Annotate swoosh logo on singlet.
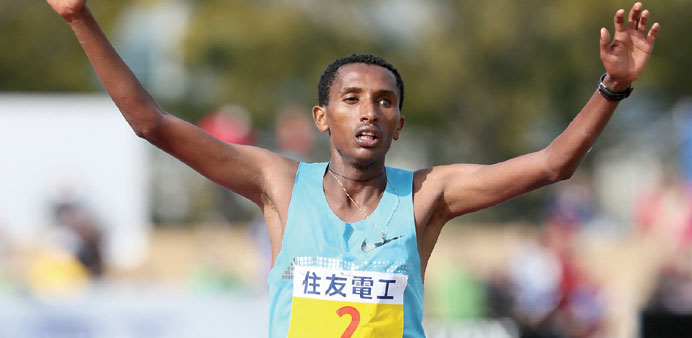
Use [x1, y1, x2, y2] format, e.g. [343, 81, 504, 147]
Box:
[361, 235, 405, 253]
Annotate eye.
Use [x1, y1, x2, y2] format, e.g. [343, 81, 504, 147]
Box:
[344, 96, 359, 104]
[378, 98, 392, 108]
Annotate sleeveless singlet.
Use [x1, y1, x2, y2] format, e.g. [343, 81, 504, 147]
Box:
[267, 162, 425, 338]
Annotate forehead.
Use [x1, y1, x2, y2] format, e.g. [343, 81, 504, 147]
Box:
[331, 63, 398, 94]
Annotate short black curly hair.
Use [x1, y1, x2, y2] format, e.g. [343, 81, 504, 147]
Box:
[318, 53, 404, 111]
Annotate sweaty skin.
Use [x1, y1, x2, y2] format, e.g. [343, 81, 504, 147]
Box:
[44, 0, 659, 279]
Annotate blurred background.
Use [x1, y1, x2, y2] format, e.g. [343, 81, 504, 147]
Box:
[1, 0, 691, 337]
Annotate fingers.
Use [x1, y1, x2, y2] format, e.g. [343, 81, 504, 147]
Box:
[638, 10, 649, 32]
[599, 27, 612, 60]
[599, 27, 611, 51]
[628, 2, 643, 30]
[614, 9, 626, 33]
[648, 22, 660, 44]
[617, 3, 659, 40]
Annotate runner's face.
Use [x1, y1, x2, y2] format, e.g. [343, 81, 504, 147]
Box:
[314, 63, 405, 165]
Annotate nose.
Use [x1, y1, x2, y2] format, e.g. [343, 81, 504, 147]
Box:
[359, 100, 378, 122]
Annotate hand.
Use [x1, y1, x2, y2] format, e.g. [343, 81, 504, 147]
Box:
[599, 2, 660, 91]
[46, 0, 87, 21]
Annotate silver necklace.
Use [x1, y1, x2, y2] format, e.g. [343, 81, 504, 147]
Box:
[327, 164, 400, 244]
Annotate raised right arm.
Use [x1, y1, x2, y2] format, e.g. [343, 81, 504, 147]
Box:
[46, 1, 297, 206]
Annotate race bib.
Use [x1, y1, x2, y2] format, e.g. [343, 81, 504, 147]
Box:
[287, 265, 408, 338]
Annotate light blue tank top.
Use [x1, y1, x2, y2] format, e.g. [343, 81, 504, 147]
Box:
[267, 162, 425, 338]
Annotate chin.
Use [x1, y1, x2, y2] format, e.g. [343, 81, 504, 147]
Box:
[352, 148, 388, 164]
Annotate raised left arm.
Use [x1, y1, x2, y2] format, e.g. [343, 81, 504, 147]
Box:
[414, 3, 660, 229]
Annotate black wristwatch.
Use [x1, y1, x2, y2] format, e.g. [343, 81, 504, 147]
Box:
[598, 73, 633, 101]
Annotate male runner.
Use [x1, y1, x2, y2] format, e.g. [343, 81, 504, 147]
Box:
[45, 0, 659, 336]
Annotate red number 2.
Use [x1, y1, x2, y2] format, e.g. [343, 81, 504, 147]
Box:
[336, 306, 360, 338]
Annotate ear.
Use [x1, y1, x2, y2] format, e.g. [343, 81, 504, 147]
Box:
[393, 115, 405, 140]
[312, 105, 329, 133]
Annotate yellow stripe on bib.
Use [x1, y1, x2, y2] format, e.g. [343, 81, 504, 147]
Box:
[288, 297, 404, 338]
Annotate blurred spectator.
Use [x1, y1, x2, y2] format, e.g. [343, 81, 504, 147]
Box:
[642, 245, 692, 338]
[273, 103, 316, 161]
[646, 250, 692, 314]
[562, 280, 606, 337]
[507, 236, 563, 329]
[635, 172, 692, 257]
[486, 270, 514, 319]
[51, 198, 105, 278]
[198, 104, 257, 223]
[498, 221, 606, 337]
[640, 170, 692, 320]
[198, 104, 254, 146]
[543, 173, 598, 231]
[534, 173, 607, 336]
[25, 195, 104, 294]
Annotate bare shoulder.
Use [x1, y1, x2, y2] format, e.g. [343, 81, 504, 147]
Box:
[412, 164, 479, 229]
[413, 164, 480, 191]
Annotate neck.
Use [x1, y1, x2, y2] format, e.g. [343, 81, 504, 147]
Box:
[324, 161, 387, 216]
[327, 156, 386, 183]
[328, 166, 385, 182]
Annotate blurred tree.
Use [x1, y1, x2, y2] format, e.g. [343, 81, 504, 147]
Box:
[181, 0, 380, 124]
[0, 1, 133, 91]
[179, 0, 689, 160]
[5, 0, 689, 221]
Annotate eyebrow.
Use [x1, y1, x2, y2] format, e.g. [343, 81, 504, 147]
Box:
[340, 87, 362, 94]
[340, 87, 397, 97]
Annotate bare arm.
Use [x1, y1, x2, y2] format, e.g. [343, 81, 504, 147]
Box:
[46, 1, 296, 206]
[414, 3, 660, 228]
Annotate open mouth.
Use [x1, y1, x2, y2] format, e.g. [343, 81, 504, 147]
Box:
[355, 127, 380, 148]
[357, 131, 378, 141]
